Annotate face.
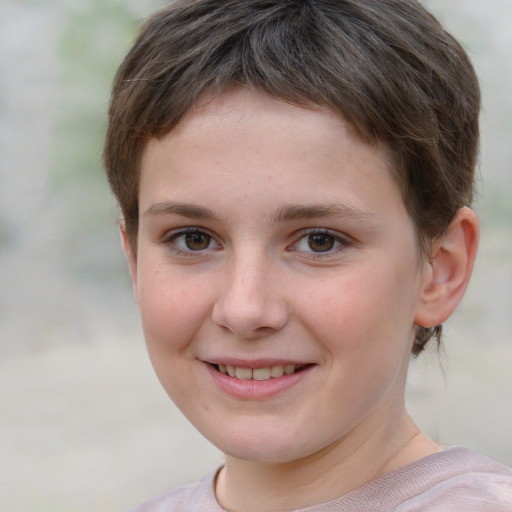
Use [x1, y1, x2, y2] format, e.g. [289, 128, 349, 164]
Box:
[128, 89, 429, 464]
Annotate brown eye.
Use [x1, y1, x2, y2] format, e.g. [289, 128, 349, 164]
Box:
[292, 230, 347, 256]
[167, 229, 220, 254]
[307, 233, 335, 252]
[184, 232, 211, 250]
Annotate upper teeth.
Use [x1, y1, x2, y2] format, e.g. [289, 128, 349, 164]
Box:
[217, 364, 304, 380]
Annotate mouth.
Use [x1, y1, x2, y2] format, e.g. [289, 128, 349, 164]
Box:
[209, 363, 311, 381]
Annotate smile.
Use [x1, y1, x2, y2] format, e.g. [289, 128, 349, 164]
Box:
[214, 364, 309, 381]
[205, 361, 315, 399]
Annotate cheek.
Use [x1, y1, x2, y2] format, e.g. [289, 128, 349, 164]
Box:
[135, 265, 215, 405]
[295, 264, 418, 356]
[136, 263, 212, 352]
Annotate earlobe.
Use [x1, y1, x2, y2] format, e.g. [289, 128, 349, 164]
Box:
[119, 222, 138, 291]
[414, 207, 479, 328]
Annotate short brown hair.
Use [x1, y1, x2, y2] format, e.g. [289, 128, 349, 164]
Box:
[104, 0, 480, 355]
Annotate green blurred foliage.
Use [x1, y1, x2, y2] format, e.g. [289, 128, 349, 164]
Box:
[45, 1, 163, 280]
[51, 1, 139, 187]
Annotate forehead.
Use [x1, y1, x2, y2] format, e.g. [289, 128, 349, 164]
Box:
[139, 88, 405, 223]
[182, 87, 340, 129]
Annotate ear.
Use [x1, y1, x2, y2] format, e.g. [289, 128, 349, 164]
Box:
[414, 207, 479, 328]
[120, 222, 138, 292]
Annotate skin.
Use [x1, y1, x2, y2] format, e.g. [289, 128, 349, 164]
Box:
[123, 88, 478, 512]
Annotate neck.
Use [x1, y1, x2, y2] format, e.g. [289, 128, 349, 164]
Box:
[215, 410, 439, 512]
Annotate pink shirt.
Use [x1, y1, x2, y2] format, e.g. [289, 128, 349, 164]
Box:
[128, 446, 512, 511]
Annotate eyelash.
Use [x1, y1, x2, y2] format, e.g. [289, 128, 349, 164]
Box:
[288, 229, 352, 259]
[163, 228, 220, 256]
[162, 227, 352, 258]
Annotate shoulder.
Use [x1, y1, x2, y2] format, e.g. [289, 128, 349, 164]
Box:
[312, 447, 512, 512]
[126, 468, 224, 512]
[410, 446, 512, 511]
[377, 446, 512, 511]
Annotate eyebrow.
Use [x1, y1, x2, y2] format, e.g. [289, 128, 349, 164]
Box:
[271, 203, 376, 223]
[144, 201, 217, 220]
[144, 200, 376, 224]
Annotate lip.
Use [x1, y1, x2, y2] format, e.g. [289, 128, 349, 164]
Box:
[203, 360, 315, 400]
[204, 357, 310, 369]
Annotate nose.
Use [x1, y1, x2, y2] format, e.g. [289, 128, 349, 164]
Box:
[211, 251, 289, 340]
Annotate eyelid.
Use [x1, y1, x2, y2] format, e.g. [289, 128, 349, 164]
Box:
[288, 228, 353, 257]
[162, 227, 222, 254]
[159, 226, 352, 258]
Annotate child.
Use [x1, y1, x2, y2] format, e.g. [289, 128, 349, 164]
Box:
[104, 0, 512, 510]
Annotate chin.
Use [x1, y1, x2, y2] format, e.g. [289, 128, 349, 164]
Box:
[223, 443, 304, 465]
[206, 424, 321, 465]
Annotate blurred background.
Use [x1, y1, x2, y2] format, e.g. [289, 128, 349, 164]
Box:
[0, 0, 511, 510]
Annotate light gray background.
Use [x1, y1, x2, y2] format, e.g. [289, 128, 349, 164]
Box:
[1, 1, 511, 511]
